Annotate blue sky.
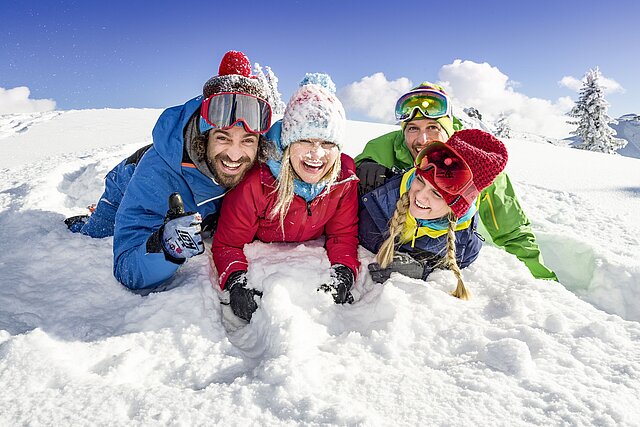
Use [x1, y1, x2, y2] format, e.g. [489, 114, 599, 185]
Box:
[1, 0, 639, 129]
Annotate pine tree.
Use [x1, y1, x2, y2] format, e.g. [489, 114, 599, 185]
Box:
[494, 112, 511, 138]
[567, 67, 626, 154]
[264, 66, 286, 115]
[253, 63, 285, 115]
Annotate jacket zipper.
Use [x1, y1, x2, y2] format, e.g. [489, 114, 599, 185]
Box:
[411, 225, 419, 248]
[481, 193, 499, 230]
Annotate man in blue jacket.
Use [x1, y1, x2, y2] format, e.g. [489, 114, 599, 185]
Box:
[66, 50, 273, 293]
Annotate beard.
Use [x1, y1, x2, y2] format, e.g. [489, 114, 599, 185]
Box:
[207, 152, 255, 188]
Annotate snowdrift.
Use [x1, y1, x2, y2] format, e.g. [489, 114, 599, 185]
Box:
[1, 109, 639, 426]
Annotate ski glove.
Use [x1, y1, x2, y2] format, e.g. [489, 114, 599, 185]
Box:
[318, 264, 354, 304]
[227, 271, 263, 322]
[368, 252, 424, 283]
[356, 160, 392, 196]
[64, 214, 90, 233]
[147, 193, 204, 264]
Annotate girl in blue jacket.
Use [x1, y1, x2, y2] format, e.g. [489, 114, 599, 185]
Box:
[359, 129, 508, 299]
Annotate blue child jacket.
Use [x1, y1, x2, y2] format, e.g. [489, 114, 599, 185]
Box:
[358, 175, 482, 280]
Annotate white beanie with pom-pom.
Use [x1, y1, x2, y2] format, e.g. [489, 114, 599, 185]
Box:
[280, 73, 346, 150]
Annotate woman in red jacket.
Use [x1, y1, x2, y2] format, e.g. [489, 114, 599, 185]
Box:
[212, 73, 359, 322]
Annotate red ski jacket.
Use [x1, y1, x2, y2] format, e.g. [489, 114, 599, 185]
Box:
[212, 154, 360, 289]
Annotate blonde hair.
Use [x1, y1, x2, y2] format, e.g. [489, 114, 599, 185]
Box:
[375, 194, 470, 300]
[269, 144, 341, 233]
[376, 192, 411, 268]
[445, 211, 470, 300]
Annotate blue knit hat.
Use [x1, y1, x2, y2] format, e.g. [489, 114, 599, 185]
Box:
[280, 73, 346, 149]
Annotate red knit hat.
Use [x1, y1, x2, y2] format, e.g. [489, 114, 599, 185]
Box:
[417, 129, 508, 218]
[202, 50, 268, 100]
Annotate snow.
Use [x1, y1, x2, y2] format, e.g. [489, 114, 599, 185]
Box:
[612, 114, 640, 159]
[1, 109, 640, 426]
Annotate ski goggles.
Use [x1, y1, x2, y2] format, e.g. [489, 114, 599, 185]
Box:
[395, 89, 452, 123]
[414, 141, 479, 205]
[200, 92, 272, 134]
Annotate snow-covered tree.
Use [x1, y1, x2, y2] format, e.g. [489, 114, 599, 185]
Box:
[253, 63, 285, 115]
[264, 66, 285, 115]
[567, 67, 626, 154]
[494, 112, 511, 138]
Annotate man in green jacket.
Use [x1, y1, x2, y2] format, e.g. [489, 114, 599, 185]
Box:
[355, 82, 557, 280]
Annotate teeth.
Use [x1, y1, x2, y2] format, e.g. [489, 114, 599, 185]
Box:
[221, 160, 241, 169]
[415, 200, 430, 209]
[304, 160, 323, 168]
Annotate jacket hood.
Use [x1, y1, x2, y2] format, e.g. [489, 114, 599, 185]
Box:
[151, 96, 203, 174]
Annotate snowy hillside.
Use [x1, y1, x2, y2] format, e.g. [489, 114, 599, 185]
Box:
[612, 114, 640, 158]
[1, 108, 639, 426]
[563, 113, 640, 159]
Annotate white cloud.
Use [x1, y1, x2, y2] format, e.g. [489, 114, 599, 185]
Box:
[340, 60, 584, 138]
[559, 72, 624, 95]
[338, 73, 413, 123]
[0, 86, 56, 114]
[558, 76, 582, 92]
[437, 60, 574, 139]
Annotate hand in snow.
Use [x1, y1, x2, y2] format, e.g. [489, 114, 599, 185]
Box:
[226, 271, 263, 322]
[318, 264, 354, 304]
[368, 252, 424, 283]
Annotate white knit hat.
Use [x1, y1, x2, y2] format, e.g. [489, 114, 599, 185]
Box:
[280, 73, 346, 149]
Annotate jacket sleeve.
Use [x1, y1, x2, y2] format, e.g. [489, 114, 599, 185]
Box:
[211, 169, 261, 289]
[112, 154, 183, 290]
[358, 175, 403, 254]
[324, 173, 360, 278]
[458, 217, 482, 270]
[478, 172, 558, 280]
[354, 130, 413, 169]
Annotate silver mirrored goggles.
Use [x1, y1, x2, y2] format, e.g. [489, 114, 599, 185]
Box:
[201, 92, 272, 134]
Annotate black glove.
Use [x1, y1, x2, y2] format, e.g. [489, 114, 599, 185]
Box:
[356, 160, 391, 196]
[64, 214, 90, 232]
[227, 271, 263, 322]
[147, 192, 204, 264]
[318, 264, 354, 304]
[368, 252, 424, 283]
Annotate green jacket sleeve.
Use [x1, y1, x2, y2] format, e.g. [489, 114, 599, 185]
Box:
[477, 172, 558, 281]
[354, 130, 414, 170]
[355, 116, 465, 168]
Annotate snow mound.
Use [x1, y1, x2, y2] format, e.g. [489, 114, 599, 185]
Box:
[0, 111, 62, 140]
[1, 109, 640, 425]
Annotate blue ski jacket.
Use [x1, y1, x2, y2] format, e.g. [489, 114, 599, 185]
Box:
[359, 175, 482, 280]
[113, 96, 227, 290]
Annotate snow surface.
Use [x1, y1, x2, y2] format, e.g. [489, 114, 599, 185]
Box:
[1, 109, 639, 426]
[612, 114, 640, 159]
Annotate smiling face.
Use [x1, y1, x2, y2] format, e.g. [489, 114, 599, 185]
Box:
[408, 173, 451, 220]
[288, 138, 339, 184]
[403, 118, 449, 159]
[206, 126, 259, 188]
